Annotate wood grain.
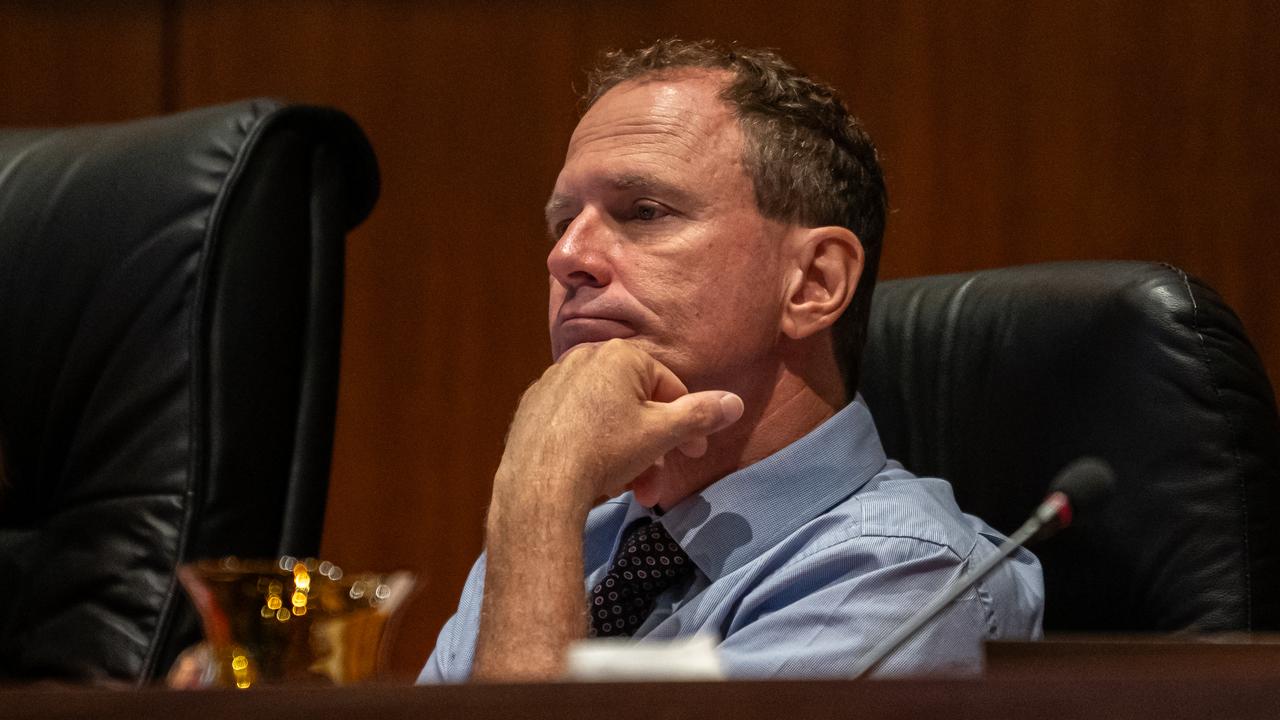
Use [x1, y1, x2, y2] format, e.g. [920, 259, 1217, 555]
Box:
[0, 1, 166, 124]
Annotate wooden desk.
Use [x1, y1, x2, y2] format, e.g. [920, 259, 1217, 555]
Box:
[988, 635, 1280, 680]
[4, 677, 1280, 720]
[4, 640, 1280, 720]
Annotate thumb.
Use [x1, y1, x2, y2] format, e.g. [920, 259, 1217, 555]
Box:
[660, 391, 745, 457]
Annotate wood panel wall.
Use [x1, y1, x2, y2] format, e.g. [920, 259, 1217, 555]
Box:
[3, 0, 1277, 678]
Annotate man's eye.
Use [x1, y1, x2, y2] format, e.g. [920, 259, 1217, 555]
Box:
[551, 217, 573, 239]
[634, 202, 667, 221]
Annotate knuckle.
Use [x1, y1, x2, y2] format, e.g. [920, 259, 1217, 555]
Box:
[560, 344, 589, 363]
[681, 401, 715, 430]
[600, 338, 630, 356]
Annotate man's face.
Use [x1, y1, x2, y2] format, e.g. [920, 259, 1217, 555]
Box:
[545, 72, 790, 392]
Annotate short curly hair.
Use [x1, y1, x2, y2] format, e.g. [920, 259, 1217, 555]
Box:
[584, 39, 887, 396]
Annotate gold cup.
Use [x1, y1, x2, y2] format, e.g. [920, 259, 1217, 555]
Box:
[177, 557, 417, 687]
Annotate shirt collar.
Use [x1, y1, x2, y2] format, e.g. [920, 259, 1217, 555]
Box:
[622, 394, 888, 581]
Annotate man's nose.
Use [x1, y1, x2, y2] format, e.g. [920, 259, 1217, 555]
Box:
[547, 210, 612, 290]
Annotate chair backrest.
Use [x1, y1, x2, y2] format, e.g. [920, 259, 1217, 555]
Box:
[860, 261, 1280, 633]
[0, 100, 379, 683]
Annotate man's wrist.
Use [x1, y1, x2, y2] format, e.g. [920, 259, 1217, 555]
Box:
[487, 468, 593, 537]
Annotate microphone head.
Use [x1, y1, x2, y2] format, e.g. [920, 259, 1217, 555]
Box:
[1049, 457, 1117, 516]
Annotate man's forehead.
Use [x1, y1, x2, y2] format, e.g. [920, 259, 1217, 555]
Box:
[550, 72, 746, 205]
[567, 72, 738, 154]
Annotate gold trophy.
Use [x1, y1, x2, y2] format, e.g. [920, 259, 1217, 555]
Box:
[177, 557, 417, 687]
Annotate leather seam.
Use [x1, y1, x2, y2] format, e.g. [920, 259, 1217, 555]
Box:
[1167, 262, 1253, 630]
[142, 99, 287, 680]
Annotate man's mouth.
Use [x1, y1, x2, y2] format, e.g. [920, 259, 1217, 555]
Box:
[553, 317, 636, 355]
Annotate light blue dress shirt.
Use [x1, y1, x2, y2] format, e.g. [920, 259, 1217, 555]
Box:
[420, 396, 1044, 681]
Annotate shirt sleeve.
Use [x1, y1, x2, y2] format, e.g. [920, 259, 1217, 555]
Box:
[713, 533, 1039, 678]
[418, 551, 487, 683]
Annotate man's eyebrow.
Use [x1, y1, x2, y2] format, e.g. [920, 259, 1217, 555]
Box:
[544, 194, 574, 224]
[608, 173, 688, 199]
[544, 174, 696, 224]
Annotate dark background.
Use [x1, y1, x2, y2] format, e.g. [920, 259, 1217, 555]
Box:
[2, 0, 1276, 677]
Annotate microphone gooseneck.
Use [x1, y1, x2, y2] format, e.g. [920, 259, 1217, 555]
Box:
[847, 457, 1117, 679]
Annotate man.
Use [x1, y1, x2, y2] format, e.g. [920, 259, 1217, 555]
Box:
[422, 39, 1042, 682]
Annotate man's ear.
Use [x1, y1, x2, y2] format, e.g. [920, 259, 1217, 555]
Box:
[780, 226, 863, 340]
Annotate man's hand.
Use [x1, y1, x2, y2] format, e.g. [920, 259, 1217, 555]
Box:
[166, 643, 215, 688]
[472, 339, 743, 681]
[494, 338, 744, 517]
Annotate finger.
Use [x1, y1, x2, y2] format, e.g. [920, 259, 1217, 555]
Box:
[555, 342, 590, 364]
[604, 461, 661, 501]
[656, 391, 744, 453]
[678, 435, 708, 458]
[645, 355, 691, 403]
[635, 463, 661, 485]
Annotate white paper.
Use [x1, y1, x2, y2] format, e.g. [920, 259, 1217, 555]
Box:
[565, 634, 724, 681]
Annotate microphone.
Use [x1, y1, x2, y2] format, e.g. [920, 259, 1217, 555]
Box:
[1028, 456, 1116, 536]
[848, 457, 1117, 679]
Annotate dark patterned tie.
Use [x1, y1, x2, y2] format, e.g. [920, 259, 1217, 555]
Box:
[588, 518, 694, 637]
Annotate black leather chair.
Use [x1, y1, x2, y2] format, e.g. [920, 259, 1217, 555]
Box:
[861, 261, 1280, 633]
[0, 100, 379, 683]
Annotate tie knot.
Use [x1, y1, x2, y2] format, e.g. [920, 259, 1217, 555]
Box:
[617, 518, 684, 563]
[588, 518, 693, 637]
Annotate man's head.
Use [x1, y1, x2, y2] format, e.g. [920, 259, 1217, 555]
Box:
[546, 39, 886, 400]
